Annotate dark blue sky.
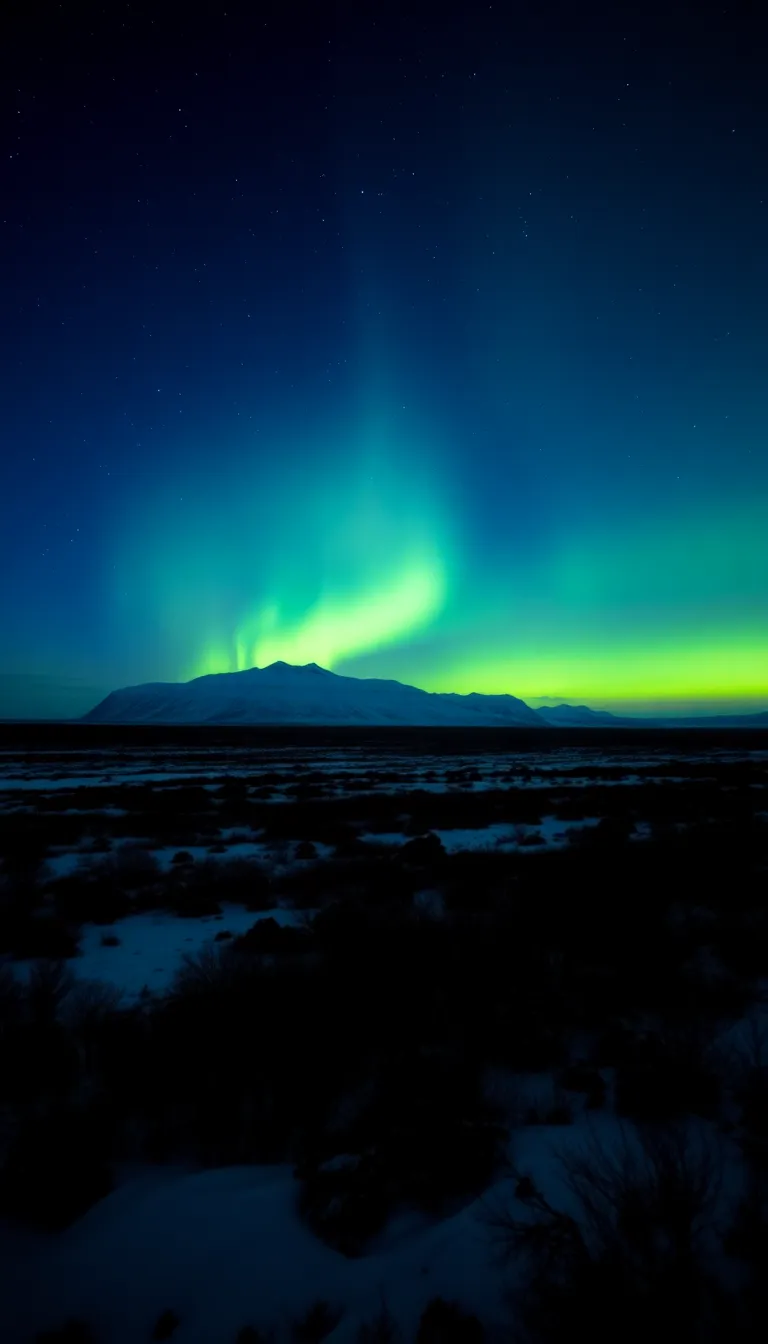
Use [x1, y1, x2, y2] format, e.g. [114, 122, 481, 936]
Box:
[2, 0, 767, 716]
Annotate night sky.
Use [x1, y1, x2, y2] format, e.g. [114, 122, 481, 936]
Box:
[2, 0, 767, 719]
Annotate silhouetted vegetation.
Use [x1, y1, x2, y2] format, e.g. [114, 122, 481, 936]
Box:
[1, 727, 768, 1320]
[486, 1122, 733, 1343]
[292, 1301, 344, 1342]
[151, 1309, 181, 1340]
[356, 1302, 401, 1344]
[0, 1102, 114, 1229]
[35, 1322, 97, 1344]
[416, 1298, 484, 1344]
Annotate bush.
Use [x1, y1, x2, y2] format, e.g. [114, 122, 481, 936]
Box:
[220, 857, 273, 909]
[416, 1298, 484, 1344]
[0, 912, 79, 960]
[152, 1310, 181, 1340]
[0, 1105, 113, 1230]
[299, 1074, 506, 1255]
[52, 863, 131, 924]
[564, 1121, 722, 1263]
[295, 840, 318, 861]
[232, 917, 311, 957]
[388, 1112, 506, 1212]
[168, 857, 271, 914]
[571, 815, 633, 848]
[357, 1301, 400, 1344]
[525, 1089, 574, 1126]
[62, 979, 124, 1047]
[724, 1190, 768, 1266]
[170, 944, 245, 997]
[292, 1301, 344, 1342]
[311, 901, 371, 945]
[164, 873, 222, 917]
[486, 1122, 725, 1343]
[614, 1029, 722, 1122]
[35, 1322, 97, 1344]
[395, 833, 446, 869]
[0, 961, 24, 1023]
[298, 1152, 392, 1256]
[560, 1062, 606, 1109]
[26, 958, 77, 1020]
[740, 1068, 768, 1160]
[111, 846, 161, 887]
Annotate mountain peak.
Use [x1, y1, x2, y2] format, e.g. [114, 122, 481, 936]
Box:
[264, 660, 329, 675]
[82, 660, 546, 726]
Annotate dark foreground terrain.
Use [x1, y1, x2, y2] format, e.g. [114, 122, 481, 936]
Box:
[1, 726, 767, 1341]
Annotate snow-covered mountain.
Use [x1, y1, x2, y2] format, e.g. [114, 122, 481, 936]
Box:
[537, 703, 630, 727]
[539, 703, 768, 728]
[82, 661, 547, 726]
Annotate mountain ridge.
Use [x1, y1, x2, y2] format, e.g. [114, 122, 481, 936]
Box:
[81, 662, 768, 728]
[82, 661, 546, 727]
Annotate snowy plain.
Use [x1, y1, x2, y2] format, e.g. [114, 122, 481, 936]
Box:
[1, 732, 767, 1340]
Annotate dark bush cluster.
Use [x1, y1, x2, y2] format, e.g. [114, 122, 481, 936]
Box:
[0, 1103, 114, 1230]
[416, 1298, 484, 1344]
[0, 735, 766, 1316]
[486, 1123, 743, 1343]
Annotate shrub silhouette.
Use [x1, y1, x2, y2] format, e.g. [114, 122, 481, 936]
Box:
[151, 1309, 181, 1340]
[0, 962, 23, 1026]
[614, 1029, 721, 1122]
[35, 1321, 97, 1344]
[110, 846, 161, 887]
[295, 839, 318, 860]
[173, 856, 272, 913]
[357, 1301, 401, 1344]
[0, 911, 78, 960]
[170, 943, 246, 997]
[0, 1104, 113, 1229]
[560, 1062, 606, 1109]
[487, 1121, 725, 1343]
[395, 833, 446, 869]
[25, 958, 76, 1023]
[298, 1046, 506, 1253]
[416, 1298, 484, 1343]
[52, 859, 132, 924]
[232, 917, 311, 956]
[292, 1301, 344, 1342]
[236, 1328, 274, 1344]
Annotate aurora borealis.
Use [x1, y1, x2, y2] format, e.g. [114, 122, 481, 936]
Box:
[2, 2, 767, 719]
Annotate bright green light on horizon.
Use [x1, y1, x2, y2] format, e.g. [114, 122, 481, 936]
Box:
[117, 410, 768, 714]
[416, 630, 768, 714]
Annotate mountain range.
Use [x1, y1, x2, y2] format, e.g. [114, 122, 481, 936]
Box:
[80, 661, 768, 727]
[82, 661, 546, 726]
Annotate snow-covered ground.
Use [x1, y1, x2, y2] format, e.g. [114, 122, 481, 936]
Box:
[0, 1161, 504, 1343]
[0, 1109, 746, 1344]
[2, 744, 766, 794]
[10, 904, 307, 1003]
[360, 816, 603, 853]
[1, 742, 765, 1340]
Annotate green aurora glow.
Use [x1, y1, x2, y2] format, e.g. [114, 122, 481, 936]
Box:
[6, 6, 768, 720]
[111, 408, 768, 716]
